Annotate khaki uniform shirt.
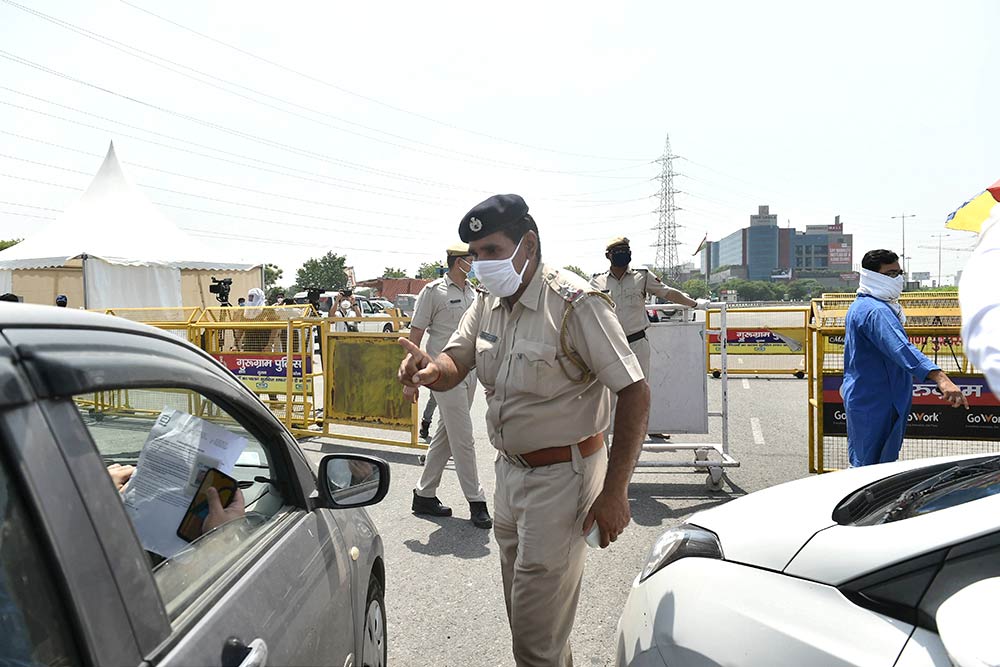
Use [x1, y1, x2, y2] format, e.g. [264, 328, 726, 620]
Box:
[591, 268, 680, 336]
[411, 274, 476, 358]
[443, 264, 643, 455]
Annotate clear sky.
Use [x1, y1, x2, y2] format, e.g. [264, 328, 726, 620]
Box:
[1, 0, 996, 287]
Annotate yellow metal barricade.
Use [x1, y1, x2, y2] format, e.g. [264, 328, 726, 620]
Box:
[193, 305, 321, 430]
[85, 304, 419, 447]
[706, 306, 810, 377]
[310, 317, 421, 449]
[806, 292, 999, 473]
[98, 307, 203, 345]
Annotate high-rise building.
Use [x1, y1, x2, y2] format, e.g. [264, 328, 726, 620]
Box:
[700, 208, 856, 289]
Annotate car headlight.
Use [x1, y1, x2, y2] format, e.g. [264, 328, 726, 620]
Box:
[639, 523, 723, 582]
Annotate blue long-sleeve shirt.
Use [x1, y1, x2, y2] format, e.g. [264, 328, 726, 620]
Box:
[842, 295, 940, 417]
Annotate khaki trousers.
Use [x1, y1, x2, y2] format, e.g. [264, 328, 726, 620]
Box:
[608, 335, 650, 438]
[415, 375, 486, 503]
[631, 334, 651, 379]
[494, 444, 608, 667]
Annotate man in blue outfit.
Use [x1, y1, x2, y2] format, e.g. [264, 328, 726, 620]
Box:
[842, 249, 968, 467]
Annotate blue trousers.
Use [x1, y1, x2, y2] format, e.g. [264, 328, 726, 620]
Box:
[846, 404, 907, 467]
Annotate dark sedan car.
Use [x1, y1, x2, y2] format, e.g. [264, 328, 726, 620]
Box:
[0, 304, 389, 667]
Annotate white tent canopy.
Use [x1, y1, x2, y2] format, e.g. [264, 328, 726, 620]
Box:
[0, 142, 259, 308]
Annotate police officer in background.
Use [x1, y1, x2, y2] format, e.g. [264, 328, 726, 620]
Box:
[591, 236, 709, 379]
[398, 194, 650, 667]
[404, 242, 491, 529]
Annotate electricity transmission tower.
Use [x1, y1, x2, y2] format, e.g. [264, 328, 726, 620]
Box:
[654, 136, 681, 281]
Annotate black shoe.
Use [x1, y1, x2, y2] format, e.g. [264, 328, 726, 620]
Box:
[412, 490, 452, 517]
[469, 502, 493, 529]
[419, 420, 431, 441]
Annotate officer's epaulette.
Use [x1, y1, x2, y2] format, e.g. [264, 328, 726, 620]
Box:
[545, 269, 589, 303]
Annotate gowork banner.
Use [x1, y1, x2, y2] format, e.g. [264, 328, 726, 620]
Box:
[822, 374, 1000, 440]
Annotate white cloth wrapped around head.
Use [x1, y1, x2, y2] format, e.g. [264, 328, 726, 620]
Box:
[857, 268, 905, 324]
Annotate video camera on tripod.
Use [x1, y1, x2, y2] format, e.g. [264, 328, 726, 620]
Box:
[209, 277, 233, 306]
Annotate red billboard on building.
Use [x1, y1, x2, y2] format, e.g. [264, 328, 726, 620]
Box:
[828, 241, 852, 266]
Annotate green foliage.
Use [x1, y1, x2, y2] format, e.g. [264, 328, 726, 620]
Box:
[417, 261, 445, 279]
[717, 279, 787, 301]
[294, 251, 348, 291]
[265, 286, 288, 304]
[786, 279, 825, 300]
[0, 239, 21, 252]
[680, 279, 710, 299]
[563, 264, 590, 280]
[911, 285, 958, 292]
[263, 263, 283, 288]
[382, 267, 408, 278]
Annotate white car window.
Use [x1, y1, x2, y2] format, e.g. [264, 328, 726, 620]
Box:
[73, 388, 287, 622]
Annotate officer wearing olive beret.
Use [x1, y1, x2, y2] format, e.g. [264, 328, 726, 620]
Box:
[591, 236, 708, 379]
[398, 194, 651, 667]
[404, 242, 491, 529]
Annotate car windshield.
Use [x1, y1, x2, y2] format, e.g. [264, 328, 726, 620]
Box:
[880, 456, 1000, 523]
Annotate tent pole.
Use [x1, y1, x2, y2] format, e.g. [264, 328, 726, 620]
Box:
[81, 254, 89, 309]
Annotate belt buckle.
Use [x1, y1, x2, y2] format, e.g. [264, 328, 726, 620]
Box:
[501, 451, 530, 468]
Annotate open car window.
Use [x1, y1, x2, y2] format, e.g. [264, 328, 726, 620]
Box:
[72, 388, 289, 621]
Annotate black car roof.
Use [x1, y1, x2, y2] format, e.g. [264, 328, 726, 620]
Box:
[0, 303, 168, 338]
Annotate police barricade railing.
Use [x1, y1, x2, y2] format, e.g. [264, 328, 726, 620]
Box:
[79, 307, 206, 418]
[192, 306, 321, 431]
[806, 293, 995, 474]
[705, 306, 810, 378]
[308, 318, 421, 449]
[326, 310, 411, 334]
[96, 306, 204, 345]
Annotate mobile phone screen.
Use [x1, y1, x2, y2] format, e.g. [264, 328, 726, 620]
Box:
[177, 468, 238, 542]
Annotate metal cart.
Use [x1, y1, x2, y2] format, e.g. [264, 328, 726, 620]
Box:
[635, 302, 739, 490]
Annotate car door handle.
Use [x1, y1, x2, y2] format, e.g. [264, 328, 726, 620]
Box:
[222, 637, 268, 667]
[237, 639, 268, 667]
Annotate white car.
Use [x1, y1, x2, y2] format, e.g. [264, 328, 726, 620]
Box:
[616, 455, 1000, 667]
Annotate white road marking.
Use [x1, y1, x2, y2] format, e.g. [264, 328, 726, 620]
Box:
[741, 379, 750, 390]
[750, 417, 765, 445]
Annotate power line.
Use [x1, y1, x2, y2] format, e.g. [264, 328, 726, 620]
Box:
[117, 0, 653, 163]
[0, 92, 653, 208]
[0, 155, 428, 237]
[0, 95, 452, 204]
[0, 131, 446, 221]
[184, 229, 437, 256]
[0, 46, 650, 179]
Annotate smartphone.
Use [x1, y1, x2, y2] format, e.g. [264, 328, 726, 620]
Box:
[177, 467, 238, 542]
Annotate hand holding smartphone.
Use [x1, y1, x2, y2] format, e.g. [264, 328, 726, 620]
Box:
[177, 468, 238, 542]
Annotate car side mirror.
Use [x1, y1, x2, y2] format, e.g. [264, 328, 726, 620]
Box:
[318, 454, 390, 509]
[936, 577, 1000, 667]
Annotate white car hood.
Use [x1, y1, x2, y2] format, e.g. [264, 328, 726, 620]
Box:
[687, 458, 968, 573]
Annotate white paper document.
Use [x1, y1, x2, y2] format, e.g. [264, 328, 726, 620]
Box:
[123, 409, 247, 559]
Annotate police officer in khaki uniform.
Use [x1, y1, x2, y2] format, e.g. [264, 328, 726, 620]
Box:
[397, 195, 650, 667]
[405, 242, 491, 529]
[591, 236, 709, 379]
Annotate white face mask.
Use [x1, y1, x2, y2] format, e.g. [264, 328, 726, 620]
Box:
[340, 300, 352, 310]
[472, 236, 530, 298]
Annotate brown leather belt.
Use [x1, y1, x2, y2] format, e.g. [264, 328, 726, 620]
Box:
[503, 432, 605, 468]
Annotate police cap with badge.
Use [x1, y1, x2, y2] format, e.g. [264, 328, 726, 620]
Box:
[459, 194, 530, 242]
[446, 242, 471, 257]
